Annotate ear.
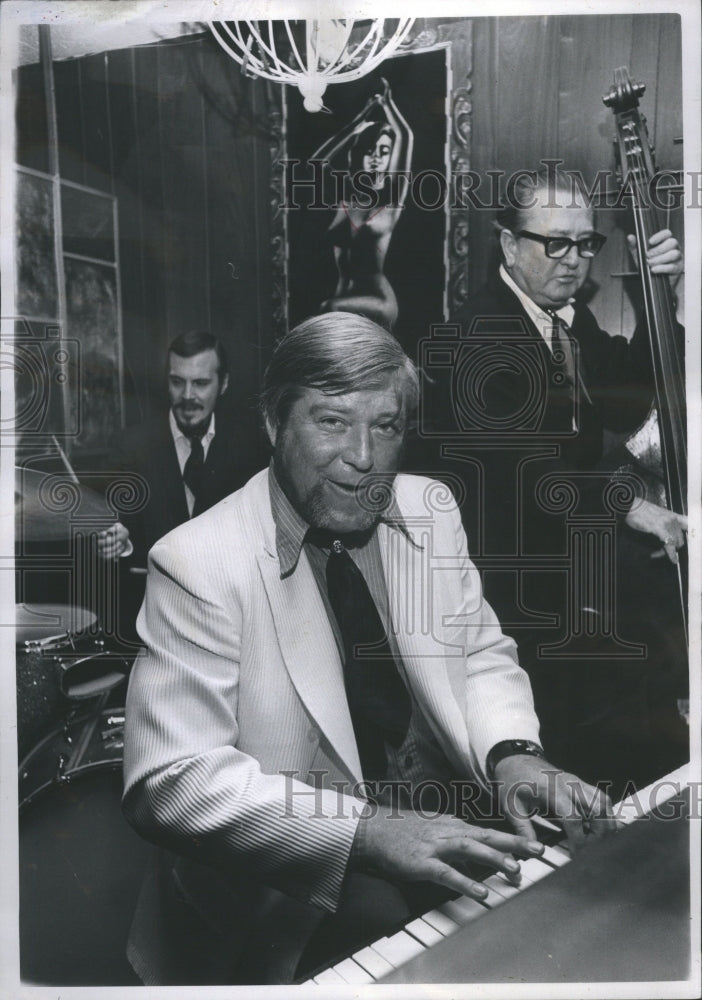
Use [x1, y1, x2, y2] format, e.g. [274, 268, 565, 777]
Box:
[500, 228, 518, 268]
[219, 373, 230, 396]
[264, 415, 277, 447]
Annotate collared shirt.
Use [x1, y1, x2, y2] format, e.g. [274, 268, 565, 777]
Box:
[499, 263, 575, 350]
[169, 410, 216, 516]
[500, 265, 581, 430]
[268, 465, 455, 800]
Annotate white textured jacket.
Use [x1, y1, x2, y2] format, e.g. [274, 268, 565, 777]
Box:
[122, 469, 540, 982]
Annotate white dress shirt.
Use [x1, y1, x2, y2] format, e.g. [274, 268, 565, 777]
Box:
[169, 410, 216, 516]
[499, 263, 575, 350]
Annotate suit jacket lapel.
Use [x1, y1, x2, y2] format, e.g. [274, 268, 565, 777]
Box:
[377, 520, 469, 760]
[252, 476, 362, 784]
[150, 420, 189, 528]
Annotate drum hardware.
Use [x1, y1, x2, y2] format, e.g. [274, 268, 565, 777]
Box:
[16, 602, 133, 757]
[56, 752, 70, 784]
[100, 713, 125, 750]
[19, 698, 121, 811]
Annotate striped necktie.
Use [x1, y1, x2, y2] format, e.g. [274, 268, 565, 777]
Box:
[546, 310, 592, 406]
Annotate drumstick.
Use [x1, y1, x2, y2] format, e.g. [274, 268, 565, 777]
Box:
[51, 435, 79, 485]
[51, 438, 120, 551]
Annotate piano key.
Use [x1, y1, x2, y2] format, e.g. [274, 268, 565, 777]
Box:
[300, 764, 692, 986]
[331, 956, 375, 984]
[438, 895, 490, 925]
[483, 873, 521, 899]
[370, 929, 427, 968]
[421, 907, 461, 936]
[312, 966, 347, 984]
[616, 763, 690, 824]
[352, 944, 394, 980]
[478, 884, 506, 907]
[539, 842, 571, 867]
[519, 857, 555, 883]
[405, 916, 445, 947]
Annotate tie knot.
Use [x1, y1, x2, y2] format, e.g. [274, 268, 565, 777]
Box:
[546, 309, 570, 332]
[305, 528, 338, 550]
[306, 528, 373, 552]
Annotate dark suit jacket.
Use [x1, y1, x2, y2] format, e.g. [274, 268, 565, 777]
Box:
[415, 272, 688, 789]
[108, 411, 265, 568]
[417, 271, 657, 656]
[445, 271, 654, 545]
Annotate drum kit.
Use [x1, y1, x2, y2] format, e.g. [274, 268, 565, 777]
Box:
[14, 463, 145, 985]
[14, 463, 132, 763]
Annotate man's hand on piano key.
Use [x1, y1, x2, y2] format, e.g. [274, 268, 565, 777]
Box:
[353, 808, 546, 902]
[491, 755, 616, 851]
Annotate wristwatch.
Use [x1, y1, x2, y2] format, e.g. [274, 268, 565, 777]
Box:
[486, 739, 545, 780]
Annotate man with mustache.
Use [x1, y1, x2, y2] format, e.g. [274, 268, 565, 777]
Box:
[122, 312, 613, 985]
[102, 330, 261, 638]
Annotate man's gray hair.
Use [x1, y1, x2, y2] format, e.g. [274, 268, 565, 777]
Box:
[261, 312, 419, 430]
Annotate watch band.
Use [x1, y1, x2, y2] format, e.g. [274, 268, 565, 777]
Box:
[486, 739, 545, 780]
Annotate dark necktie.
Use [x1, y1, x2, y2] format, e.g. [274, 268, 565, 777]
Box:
[546, 310, 592, 406]
[323, 536, 412, 781]
[182, 435, 205, 501]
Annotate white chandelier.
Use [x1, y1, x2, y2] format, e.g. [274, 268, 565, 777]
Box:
[208, 19, 415, 112]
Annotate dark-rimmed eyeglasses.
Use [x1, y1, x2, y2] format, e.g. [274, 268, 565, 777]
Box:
[517, 230, 607, 259]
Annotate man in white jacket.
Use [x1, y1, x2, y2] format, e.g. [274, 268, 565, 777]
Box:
[122, 311, 612, 984]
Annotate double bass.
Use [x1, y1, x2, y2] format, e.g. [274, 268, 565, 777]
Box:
[603, 67, 687, 633]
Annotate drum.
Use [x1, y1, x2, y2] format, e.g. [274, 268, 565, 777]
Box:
[16, 603, 130, 758]
[18, 708, 150, 985]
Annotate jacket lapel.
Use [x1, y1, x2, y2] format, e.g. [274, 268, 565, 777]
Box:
[154, 422, 189, 528]
[377, 518, 470, 763]
[252, 475, 362, 784]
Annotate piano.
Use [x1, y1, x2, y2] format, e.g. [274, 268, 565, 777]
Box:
[302, 764, 695, 986]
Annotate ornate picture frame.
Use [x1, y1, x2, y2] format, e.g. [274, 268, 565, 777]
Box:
[270, 19, 473, 347]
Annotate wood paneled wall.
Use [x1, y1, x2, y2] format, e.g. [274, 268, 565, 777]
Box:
[17, 31, 278, 449]
[469, 13, 683, 335]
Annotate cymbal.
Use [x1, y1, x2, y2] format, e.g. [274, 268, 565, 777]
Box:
[15, 467, 114, 542]
[15, 602, 97, 644]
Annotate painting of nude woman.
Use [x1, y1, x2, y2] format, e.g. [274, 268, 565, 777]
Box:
[286, 46, 449, 354]
[311, 79, 413, 329]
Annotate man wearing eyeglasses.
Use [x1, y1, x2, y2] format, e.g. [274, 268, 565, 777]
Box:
[429, 164, 687, 793]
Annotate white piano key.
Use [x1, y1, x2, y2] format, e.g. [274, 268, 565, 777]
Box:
[540, 843, 571, 868]
[421, 907, 461, 936]
[298, 764, 692, 986]
[437, 895, 489, 925]
[480, 884, 508, 907]
[353, 944, 394, 980]
[332, 956, 374, 984]
[370, 929, 427, 968]
[520, 857, 555, 883]
[483, 873, 521, 899]
[313, 966, 347, 984]
[615, 763, 690, 824]
[405, 916, 444, 947]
